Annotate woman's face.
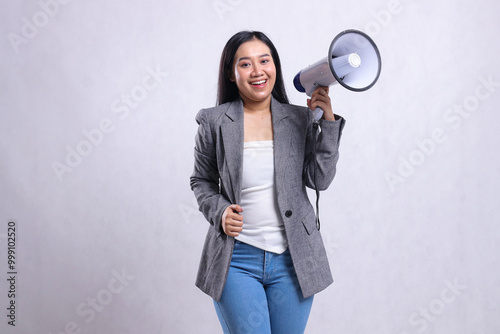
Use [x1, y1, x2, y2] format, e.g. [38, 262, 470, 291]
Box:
[232, 38, 276, 106]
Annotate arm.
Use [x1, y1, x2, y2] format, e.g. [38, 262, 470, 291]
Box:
[189, 109, 244, 236]
[303, 87, 346, 190]
[190, 109, 232, 233]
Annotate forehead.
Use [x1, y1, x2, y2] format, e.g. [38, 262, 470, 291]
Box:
[234, 39, 272, 60]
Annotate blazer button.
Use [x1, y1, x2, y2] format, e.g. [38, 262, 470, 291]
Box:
[285, 210, 292, 218]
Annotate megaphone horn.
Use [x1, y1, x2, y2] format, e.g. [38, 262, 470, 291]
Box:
[294, 29, 382, 121]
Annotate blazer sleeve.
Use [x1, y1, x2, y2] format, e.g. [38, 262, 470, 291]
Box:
[303, 114, 346, 190]
[190, 109, 231, 233]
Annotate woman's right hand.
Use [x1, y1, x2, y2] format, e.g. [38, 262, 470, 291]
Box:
[221, 204, 243, 237]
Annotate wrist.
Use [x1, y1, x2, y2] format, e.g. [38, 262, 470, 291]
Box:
[322, 111, 336, 121]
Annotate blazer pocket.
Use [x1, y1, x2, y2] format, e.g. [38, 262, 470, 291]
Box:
[301, 209, 318, 235]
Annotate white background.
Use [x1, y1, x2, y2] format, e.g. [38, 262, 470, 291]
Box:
[1, 0, 500, 333]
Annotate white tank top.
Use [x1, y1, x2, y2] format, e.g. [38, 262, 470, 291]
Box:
[235, 140, 288, 254]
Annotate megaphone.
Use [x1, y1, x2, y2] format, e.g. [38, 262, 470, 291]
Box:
[294, 29, 381, 121]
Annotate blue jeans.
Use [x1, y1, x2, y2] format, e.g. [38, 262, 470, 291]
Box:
[213, 240, 314, 334]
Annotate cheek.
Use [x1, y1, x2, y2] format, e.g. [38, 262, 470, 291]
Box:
[234, 73, 244, 88]
[266, 65, 277, 79]
[268, 67, 277, 83]
[231, 64, 240, 80]
[234, 68, 245, 82]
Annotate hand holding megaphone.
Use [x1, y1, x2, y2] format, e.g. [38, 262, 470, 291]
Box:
[294, 29, 382, 121]
[306, 86, 336, 121]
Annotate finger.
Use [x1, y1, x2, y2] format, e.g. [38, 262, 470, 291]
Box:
[225, 229, 239, 237]
[311, 93, 331, 107]
[226, 225, 242, 237]
[310, 98, 329, 111]
[229, 204, 243, 213]
[312, 88, 330, 99]
[314, 100, 331, 112]
[229, 219, 243, 227]
[230, 218, 243, 226]
[313, 86, 329, 96]
[320, 86, 329, 94]
[229, 224, 243, 232]
[228, 211, 243, 221]
[223, 220, 242, 234]
[311, 94, 330, 105]
[310, 92, 328, 103]
[311, 98, 333, 117]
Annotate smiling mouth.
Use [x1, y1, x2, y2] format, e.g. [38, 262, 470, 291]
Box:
[250, 79, 267, 86]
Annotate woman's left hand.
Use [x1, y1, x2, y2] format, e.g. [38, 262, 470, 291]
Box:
[307, 86, 336, 121]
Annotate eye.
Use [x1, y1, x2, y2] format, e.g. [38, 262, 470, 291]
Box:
[261, 58, 271, 64]
[240, 62, 251, 68]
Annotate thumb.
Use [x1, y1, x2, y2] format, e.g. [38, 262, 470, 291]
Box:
[230, 204, 243, 213]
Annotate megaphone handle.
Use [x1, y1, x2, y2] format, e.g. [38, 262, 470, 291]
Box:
[312, 107, 324, 122]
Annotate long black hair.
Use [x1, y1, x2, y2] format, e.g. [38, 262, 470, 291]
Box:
[216, 31, 289, 106]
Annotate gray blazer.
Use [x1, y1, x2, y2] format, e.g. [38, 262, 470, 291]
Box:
[190, 97, 345, 302]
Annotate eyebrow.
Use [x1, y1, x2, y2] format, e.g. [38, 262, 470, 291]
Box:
[236, 53, 271, 63]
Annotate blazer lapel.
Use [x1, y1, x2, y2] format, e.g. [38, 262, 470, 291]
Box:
[271, 98, 291, 187]
[221, 99, 244, 204]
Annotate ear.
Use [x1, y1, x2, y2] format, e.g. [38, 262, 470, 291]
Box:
[227, 69, 235, 82]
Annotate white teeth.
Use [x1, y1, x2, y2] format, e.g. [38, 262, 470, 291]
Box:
[251, 80, 266, 85]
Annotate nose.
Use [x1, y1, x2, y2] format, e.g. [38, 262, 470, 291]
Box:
[251, 62, 263, 76]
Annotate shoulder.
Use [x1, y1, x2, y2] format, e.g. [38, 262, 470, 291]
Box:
[195, 100, 239, 125]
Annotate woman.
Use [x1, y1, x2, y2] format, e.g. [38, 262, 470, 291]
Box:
[190, 31, 345, 333]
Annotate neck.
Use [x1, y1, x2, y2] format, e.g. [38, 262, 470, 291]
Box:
[240, 95, 272, 113]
